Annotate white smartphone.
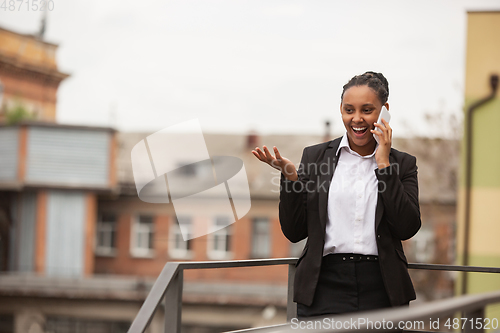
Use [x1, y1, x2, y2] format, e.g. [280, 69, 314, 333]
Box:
[373, 106, 391, 144]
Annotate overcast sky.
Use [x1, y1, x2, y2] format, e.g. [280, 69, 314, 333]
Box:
[1, 0, 499, 137]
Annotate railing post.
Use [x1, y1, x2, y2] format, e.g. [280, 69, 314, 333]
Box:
[163, 269, 183, 333]
[464, 307, 485, 333]
[287, 264, 297, 322]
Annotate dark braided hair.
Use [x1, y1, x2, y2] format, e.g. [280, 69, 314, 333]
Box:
[340, 71, 389, 105]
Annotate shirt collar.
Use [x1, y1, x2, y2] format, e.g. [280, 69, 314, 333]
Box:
[336, 132, 378, 158]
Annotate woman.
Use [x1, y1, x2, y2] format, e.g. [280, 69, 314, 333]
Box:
[252, 72, 421, 319]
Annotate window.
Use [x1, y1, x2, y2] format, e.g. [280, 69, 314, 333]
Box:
[207, 216, 232, 260]
[131, 215, 154, 257]
[410, 227, 435, 263]
[251, 217, 271, 258]
[95, 213, 117, 256]
[169, 216, 193, 259]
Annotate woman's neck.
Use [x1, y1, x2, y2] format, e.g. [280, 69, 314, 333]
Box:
[347, 137, 377, 156]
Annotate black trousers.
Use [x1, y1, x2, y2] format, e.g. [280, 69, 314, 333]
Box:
[297, 253, 392, 319]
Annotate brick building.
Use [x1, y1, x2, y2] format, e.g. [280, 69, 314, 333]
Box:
[0, 26, 69, 122]
[0, 126, 459, 333]
[0, 24, 460, 333]
[101, 132, 458, 306]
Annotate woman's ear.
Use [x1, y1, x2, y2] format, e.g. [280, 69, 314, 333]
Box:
[384, 102, 389, 111]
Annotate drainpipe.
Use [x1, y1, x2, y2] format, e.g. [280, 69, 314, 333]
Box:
[461, 74, 499, 295]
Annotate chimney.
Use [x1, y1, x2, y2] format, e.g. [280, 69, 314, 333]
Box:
[246, 130, 259, 149]
[323, 120, 331, 142]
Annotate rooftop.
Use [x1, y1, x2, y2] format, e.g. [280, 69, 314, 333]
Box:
[116, 132, 459, 204]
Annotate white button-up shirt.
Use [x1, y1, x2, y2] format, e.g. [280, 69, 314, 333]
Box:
[323, 133, 379, 256]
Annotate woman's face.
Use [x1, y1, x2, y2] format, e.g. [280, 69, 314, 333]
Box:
[340, 85, 389, 156]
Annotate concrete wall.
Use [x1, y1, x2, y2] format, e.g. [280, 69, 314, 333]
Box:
[456, 9, 500, 323]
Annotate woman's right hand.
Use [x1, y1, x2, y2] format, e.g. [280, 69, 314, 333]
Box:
[251, 145, 298, 181]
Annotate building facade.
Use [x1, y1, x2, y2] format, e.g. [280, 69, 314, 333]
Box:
[0, 27, 69, 122]
[0, 23, 463, 333]
[456, 10, 500, 321]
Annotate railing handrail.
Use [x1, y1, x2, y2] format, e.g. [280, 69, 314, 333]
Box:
[408, 263, 500, 273]
[127, 258, 298, 333]
[225, 289, 500, 333]
[177, 258, 297, 269]
[127, 258, 500, 333]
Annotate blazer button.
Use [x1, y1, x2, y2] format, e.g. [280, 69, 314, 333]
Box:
[377, 235, 381, 239]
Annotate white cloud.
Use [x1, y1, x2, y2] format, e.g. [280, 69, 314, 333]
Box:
[1, 0, 499, 137]
[262, 3, 304, 17]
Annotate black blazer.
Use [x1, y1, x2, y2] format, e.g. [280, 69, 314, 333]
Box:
[279, 137, 421, 307]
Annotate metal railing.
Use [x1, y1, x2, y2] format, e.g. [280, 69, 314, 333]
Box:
[225, 290, 500, 333]
[127, 258, 298, 333]
[127, 259, 500, 333]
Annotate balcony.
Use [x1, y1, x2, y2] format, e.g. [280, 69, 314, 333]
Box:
[126, 258, 500, 333]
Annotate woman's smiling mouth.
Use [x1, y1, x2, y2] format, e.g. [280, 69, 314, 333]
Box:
[351, 126, 368, 135]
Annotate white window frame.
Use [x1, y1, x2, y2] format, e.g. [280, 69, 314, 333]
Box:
[412, 227, 435, 263]
[168, 216, 194, 259]
[130, 214, 155, 258]
[251, 217, 271, 258]
[207, 216, 233, 260]
[95, 213, 117, 257]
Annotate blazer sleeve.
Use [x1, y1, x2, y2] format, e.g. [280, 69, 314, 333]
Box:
[375, 154, 421, 240]
[278, 148, 309, 243]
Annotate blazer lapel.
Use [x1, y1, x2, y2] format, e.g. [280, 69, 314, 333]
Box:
[375, 151, 396, 230]
[318, 138, 342, 232]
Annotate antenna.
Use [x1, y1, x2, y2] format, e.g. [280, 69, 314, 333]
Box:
[38, 9, 48, 39]
[323, 120, 331, 142]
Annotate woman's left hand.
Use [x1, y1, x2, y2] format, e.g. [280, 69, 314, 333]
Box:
[371, 118, 392, 169]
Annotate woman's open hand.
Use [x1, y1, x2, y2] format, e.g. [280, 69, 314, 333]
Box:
[252, 145, 298, 181]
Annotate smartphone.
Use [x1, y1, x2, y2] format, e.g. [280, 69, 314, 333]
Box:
[373, 106, 391, 144]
